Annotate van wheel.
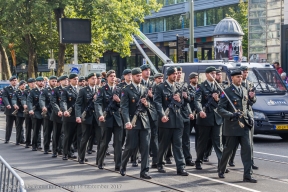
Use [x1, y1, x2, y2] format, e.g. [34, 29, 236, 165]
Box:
[279, 133, 288, 140]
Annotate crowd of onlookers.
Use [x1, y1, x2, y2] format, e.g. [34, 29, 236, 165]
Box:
[273, 62, 288, 88]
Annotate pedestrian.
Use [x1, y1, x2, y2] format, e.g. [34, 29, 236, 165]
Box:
[273, 62, 283, 75]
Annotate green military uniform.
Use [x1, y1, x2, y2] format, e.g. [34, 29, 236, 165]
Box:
[95, 83, 123, 170]
[60, 83, 82, 160]
[217, 74, 256, 181]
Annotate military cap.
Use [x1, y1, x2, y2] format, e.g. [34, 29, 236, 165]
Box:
[101, 79, 106, 83]
[27, 78, 36, 83]
[231, 70, 242, 76]
[85, 76, 88, 81]
[239, 66, 248, 71]
[19, 80, 26, 86]
[58, 75, 68, 81]
[189, 72, 198, 79]
[205, 66, 217, 73]
[96, 73, 101, 78]
[166, 67, 177, 76]
[69, 73, 78, 79]
[131, 68, 142, 75]
[79, 76, 85, 81]
[49, 76, 57, 80]
[140, 64, 150, 71]
[216, 69, 222, 74]
[154, 73, 164, 79]
[86, 73, 96, 79]
[106, 70, 115, 77]
[177, 66, 182, 71]
[9, 76, 17, 81]
[36, 76, 44, 81]
[122, 69, 132, 76]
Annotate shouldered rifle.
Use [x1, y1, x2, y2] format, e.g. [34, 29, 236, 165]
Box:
[23, 108, 29, 115]
[103, 86, 121, 122]
[81, 93, 96, 121]
[12, 109, 18, 116]
[131, 89, 149, 127]
[164, 83, 186, 117]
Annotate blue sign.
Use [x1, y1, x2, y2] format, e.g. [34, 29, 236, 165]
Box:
[70, 67, 80, 74]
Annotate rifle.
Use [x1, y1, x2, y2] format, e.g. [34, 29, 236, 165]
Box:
[131, 89, 149, 127]
[41, 103, 51, 118]
[164, 83, 186, 117]
[12, 109, 18, 116]
[202, 90, 220, 113]
[103, 86, 121, 121]
[23, 108, 29, 115]
[81, 93, 97, 121]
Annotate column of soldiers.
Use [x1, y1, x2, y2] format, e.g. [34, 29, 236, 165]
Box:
[1, 64, 257, 183]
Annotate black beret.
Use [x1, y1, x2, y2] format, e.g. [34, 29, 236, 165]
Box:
[131, 68, 142, 75]
[166, 67, 177, 76]
[177, 66, 182, 71]
[239, 66, 248, 71]
[154, 73, 164, 79]
[87, 73, 96, 79]
[49, 76, 57, 80]
[122, 69, 132, 76]
[106, 70, 115, 77]
[79, 76, 85, 81]
[36, 76, 44, 81]
[96, 73, 101, 78]
[69, 73, 78, 79]
[231, 70, 243, 76]
[216, 69, 222, 74]
[58, 75, 68, 81]
[140, 64, 150, 71]
[101, 79, 106, 83]
[27, 78, 36, 83]
[85, 77, 88, 81]
[205, 66, 217, 73]
[19, 80, 26, 86]
[189, 72, 198, 79]
[9, 76, 17, 81]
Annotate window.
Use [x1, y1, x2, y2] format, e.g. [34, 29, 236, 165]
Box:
[196, 11, 204, 27]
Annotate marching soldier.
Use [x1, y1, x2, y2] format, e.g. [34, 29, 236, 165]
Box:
[50, 76, 68, 157]
[120, 68, 152, 179]
[154, 67, 188, 176]
[153, 73, 164, 85]
[2, 76, 18, 143]
[39, 76, 57, 154]
[11, 80, 26, 145]
[96, 70, 122, 170]
[27, 76, 45, 151]
[75, 73, 98, 164]
[60, 74, 81, 160]
[217, 70, 257, 183]
[78, 76, 86, 90]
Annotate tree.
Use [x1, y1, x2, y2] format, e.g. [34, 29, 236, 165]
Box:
[226, 0, 248, 57]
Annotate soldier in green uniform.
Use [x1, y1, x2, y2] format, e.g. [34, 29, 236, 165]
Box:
[75, 73, 98, 164]
[96, 70, 122, 170]
[194, 66, 223, 170]
[61, 74, 81, 160]
[50, 76, 68, 157]
[27, 76, 45, 151]
[2, 76, 18, 143]
[39, 76, 57, 154]
[217, 70, 257, 183]
[11, 80, 26, 145]
[120, 68, 152, 179]
[154, 67, 188, 176]
[153, 73, 164, 85]
[22, 78, 36, 148]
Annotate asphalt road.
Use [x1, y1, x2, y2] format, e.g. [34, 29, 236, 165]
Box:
[0, 112, 287, 192]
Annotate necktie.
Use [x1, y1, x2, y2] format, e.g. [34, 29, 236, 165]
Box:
[137, 85, 140, 93]
[92, 88, 94, 94]
[238, 88, 242, 95]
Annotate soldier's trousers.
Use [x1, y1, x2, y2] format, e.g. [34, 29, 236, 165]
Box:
[204, 139, 213, 158]
[52, 121, 62, 154]
[32, 118, 43, 148]
[63, 121, 81, 156]
[150, 119, 159, 165]
[79, 120, 96, 161]
[16, 117, 25, 143]
[157, 127, 185, 171]
[98, 126, 123, 168]
[190, 119, 198, 150]
[195, 125, 223, 164]
[43, 118, 53, 151]
[219, 128, 252, 178]
[182, 121, 193, 162]
[25, 115, 33, 145]
[5, 115, 16, 142]
[121, 128, 151, 175]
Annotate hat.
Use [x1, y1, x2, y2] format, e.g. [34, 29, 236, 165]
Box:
[9, 76, 17, 81]
[239, 66, 248, 71]
[85, 76, 88, 81]
[79, 76, 85, 81]
[87, 73, 96, 79]
[101, 79, 106, 83]
[166, 67, 177, 76]
[58, 75, 68, 81]
[96, 73, 101, 78]
[69, 73, 78, 79]
[154, 73, 164, 79]
[36, 76, 44, 81]
[131, 68, 142, 75]
[122, 69, 132, 76]
[140, 64, 150, 71]
[49, 76, 57, 80]
[205, 66, 217, 73]
[231, 70, 242, 76]
[216, 69, 222, 74]
[189, 72, 198, 79]
[19, 80, 26, 86]
[106, 70, 115, 77]
[27, 78, 36, 83]
[177, 66, 182, 71]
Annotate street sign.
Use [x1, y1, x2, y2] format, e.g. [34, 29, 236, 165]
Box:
[48, 59, 56, 69]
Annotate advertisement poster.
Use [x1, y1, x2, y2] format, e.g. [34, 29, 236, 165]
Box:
[214, 40, 242, 60]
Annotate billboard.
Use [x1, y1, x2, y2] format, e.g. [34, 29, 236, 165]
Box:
[214, 40, 242, 60]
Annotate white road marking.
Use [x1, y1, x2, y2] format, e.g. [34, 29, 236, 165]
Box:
[253, 151, 288, 159]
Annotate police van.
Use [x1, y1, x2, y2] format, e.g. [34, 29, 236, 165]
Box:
[162, 61, 288, 140]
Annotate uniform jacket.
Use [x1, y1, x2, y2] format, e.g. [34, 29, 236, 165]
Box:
[242, 80, 257, 117]
[27, 88, 43, 119]
[187, 84, 200, 112]
[2, 85, 16, 116]
[141, 79, 158, 122]
[50, 86, 64, 123]
[11, 89, 25, 117]
[60, 85, 78, 122]
[176, 82, 193, 123]
[39, 87, 53, 119]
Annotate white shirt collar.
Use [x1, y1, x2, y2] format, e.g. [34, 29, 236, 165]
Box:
[166, 80, 174, 87]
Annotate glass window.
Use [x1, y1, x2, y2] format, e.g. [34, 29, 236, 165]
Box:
[249, 26, 265, 33]
[250, 11, 266, 18]
[267, 38, 280, 46]
[249, 40, 266, 47]
[249, 33, 265, 39]
[249, 47, 266, 53]
[206, 9, 215, 25]
[267, 8, 281, 17]
[166, 15, 181, 31]
[150, 19, 156, 33]
[143, 21, 149, 33]
[196, 11, 204, 27]
[267, 46, 280, 53]
[215, 7, 224, 24]
[155, 17, 164, 32]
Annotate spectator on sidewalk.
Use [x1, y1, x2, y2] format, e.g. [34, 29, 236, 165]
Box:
[280, 72, 288, 88]
[273, 62, 284, 75]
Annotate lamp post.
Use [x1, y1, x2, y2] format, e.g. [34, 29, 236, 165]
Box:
[189, 0, 194, 63]
[20, 63, 27, 80]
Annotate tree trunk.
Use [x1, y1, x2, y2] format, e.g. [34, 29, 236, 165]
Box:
[0, 43, 12, 80]
[54, 8, 66, 76]
[25, 34, 36, 78]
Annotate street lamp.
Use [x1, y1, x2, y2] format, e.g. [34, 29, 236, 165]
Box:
[20, 63, 27, 70]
